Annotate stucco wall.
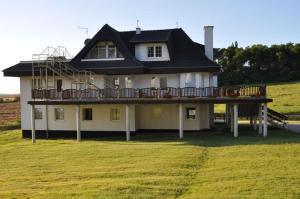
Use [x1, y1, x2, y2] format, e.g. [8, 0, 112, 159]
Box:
[135, 43, 170, 61]
[135, 104, 210, 131]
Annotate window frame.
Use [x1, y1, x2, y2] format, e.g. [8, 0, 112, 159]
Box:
[186, 107, 196, 120]
[147, 45, 162, 58]
[110, 108, 121, 121]
[151, 106, 162, 119]
[82, 108, 93, 121]
[84, 41, 123, 60]
[34, 108, 43, 120]
[54, 108, 64, 121]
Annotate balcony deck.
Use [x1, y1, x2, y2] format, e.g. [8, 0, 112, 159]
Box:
[29, 85, 272, 105]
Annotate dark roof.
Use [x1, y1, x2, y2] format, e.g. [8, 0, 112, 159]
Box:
[129, 29, 173, 43]
[3, 24, 220, 77]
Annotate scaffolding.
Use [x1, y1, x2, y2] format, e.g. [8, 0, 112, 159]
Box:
[32, 46, 99, 93]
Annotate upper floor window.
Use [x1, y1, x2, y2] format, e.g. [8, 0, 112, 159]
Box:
[147, 45, 162, 58]
[85, 41, 123, 59]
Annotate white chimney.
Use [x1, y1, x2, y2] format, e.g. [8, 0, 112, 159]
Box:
[136, 27, 141, 34]
[204, 26, 214, 61]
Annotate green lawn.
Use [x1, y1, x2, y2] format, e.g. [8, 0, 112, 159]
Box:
[0, 128, 299, 198]
[215, 81, 300, 117]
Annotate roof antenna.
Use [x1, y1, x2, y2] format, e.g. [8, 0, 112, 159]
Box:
[77, 26, 89, 38]
[176, 21, 179, 28]
[136, 20, 141, 34]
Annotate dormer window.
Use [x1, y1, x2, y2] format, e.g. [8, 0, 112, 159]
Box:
[147, 45, 162, 58]
[85, 41, 123, 60]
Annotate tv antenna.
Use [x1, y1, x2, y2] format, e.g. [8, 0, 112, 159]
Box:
[176, 21, 179, 28]
[77, 26, 89, 38]
[136, 20, 140, 28]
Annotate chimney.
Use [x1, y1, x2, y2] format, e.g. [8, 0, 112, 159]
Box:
[136, 27, 141, 34]
[204, 26, 214, 61]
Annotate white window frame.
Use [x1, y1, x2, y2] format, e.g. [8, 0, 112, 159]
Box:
[54, 108, 64, 121]
[34, 108, 43, 120]
[110, 108, 121, 121]
[186, 107, 197, 120]
[147, 45, 162, 58]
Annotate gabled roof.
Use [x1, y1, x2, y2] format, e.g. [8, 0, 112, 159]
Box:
[3, 24, 220, 77]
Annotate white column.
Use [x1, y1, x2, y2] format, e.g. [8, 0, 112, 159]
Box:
[258, 104, 263, 135]
[76, 105, 81, 142]
[234, 104, 238, 138]
[230, 104, 234, 133]
[263, 103, 268, 137]
[126, 105, 130, 141]
[179, 104, 183, 139]
[46, 105, 49, 138]
[31, 105, 36, 143]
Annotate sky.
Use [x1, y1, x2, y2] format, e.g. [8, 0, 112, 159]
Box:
[0, 0, 299, 94]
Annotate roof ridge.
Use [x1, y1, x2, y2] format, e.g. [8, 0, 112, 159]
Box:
[120, 28, 180, 33]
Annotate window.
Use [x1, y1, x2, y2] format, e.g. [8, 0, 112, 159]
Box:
[85, 41, 123, 59]
[155, 46, 162, 57]
[55, 108, 64, 120]
[110, 108, 120, 121]
[159, 78, 167, 88]
[57, 79, 62, 92]
[83, 108, 93, 120]
[147, 46, 154, 57]
[147, 45, 162, 58]
[186, 108, 196, 120]
[34, 108, 42, 120]
[185, 73, 194, 87]
[113, 77, 120, 89]
[151, 106, 162, 119]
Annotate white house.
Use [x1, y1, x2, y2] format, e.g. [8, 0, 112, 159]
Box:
[3, 24, 271, 142]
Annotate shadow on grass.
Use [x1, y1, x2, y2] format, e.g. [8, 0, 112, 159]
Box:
[67, 124, 300, 147]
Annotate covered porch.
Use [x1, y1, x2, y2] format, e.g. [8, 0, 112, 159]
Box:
[28, 97, 272, 143]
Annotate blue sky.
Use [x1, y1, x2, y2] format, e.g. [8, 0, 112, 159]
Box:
[1, 0, 299, 93]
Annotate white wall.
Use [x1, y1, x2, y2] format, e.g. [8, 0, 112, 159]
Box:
[135, 43, 170, 61]
[135, 104, 210, 131]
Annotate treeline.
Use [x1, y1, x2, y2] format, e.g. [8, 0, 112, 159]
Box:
[216, 42, 300, 86]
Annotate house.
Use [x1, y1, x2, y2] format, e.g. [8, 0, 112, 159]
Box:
[3, 24, 272, 142]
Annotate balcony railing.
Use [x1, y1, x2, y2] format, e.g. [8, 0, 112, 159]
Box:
[31, 85, 266, 100]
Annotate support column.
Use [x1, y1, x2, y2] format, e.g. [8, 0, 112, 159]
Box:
[126, 105, 130, 141]
[179, 104, 183, 139]
[45, 105, 49, 138]
[209, 104, 215, 128]
[31, 105, 36, 143]
[230, 104, 234, 133]
[234, 104, 238, 138]
[76, 105, 81, 142]
[263, 103, 268, 137]
[258, 104, 263, 135]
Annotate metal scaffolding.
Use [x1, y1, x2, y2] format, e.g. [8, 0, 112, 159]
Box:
[32, 46, 99, 93]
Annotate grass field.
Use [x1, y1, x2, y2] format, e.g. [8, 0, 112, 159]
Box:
[0, 128, 299, 198]
[215, 81, 300, 117]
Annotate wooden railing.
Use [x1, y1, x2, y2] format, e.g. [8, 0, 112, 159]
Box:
[31, 85, 266, 100]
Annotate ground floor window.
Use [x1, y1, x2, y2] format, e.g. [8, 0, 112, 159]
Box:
[151, 106, 162, 119]
[55, 108, 64, 120]
[83, 108, 93, 120]
[110, 108, 120, 121]
[186, 107, 196, 120]
[34, 108, 42, 120]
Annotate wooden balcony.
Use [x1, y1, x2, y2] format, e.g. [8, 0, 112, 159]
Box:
[31, 85, 266, 101]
